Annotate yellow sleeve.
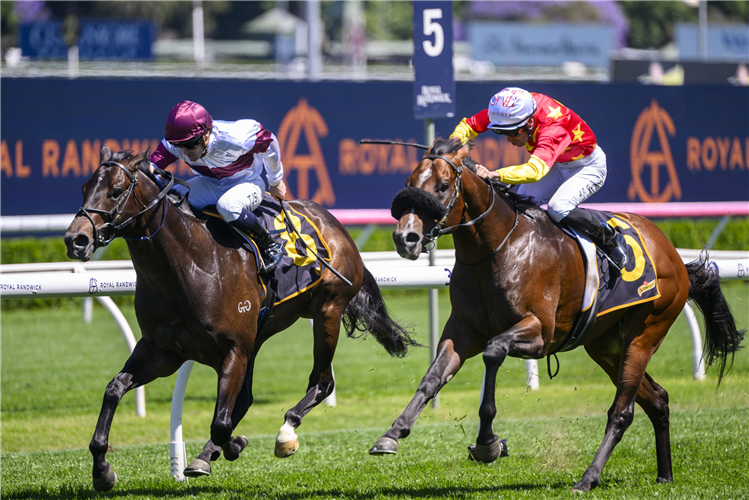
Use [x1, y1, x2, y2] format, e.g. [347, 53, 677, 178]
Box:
[497, 155, 550, 184]
[449, 118, 479, 144]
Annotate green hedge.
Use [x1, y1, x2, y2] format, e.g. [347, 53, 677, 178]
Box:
[2, 217, 747, 310]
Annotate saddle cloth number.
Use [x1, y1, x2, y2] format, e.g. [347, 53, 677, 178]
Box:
[274, 212, 317, 267]
[607, 218, 646, 283]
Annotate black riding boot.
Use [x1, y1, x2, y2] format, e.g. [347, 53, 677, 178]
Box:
[561, 208, 628, 271]
[229, 209, 284, 274]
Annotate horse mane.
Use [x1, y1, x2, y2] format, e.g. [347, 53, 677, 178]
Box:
[429, 137, 540, 210]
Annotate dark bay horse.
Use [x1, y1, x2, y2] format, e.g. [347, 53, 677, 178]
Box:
[369, 137, 744, 492]
[65, 147, 415, 492]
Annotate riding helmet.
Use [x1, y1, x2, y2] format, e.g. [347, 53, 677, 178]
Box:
[165, 100, 213, 143]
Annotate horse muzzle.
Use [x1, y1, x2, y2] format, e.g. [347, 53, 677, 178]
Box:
[64, 216, 99, 261]
[393, 224, 424, 261]
[64, 230, 94, 261]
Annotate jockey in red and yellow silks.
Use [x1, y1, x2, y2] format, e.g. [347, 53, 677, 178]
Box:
[450, 87, 628, 270]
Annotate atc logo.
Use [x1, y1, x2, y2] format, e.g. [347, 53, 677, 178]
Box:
[88, 278, 99, 294]
[277, 98, 335, 206]
[627, 99, 682, 203]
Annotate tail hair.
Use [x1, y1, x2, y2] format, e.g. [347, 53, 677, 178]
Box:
[343, 267, 420, 357]
[686, 251, 746, 385]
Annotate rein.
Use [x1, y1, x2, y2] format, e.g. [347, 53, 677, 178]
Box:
[75, 161, 177, 249]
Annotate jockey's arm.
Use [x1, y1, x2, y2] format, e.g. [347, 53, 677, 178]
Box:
[494, 156, 550, 184]
[262, 134, 286, 199]
[492, 123, 569, 184]
[450, 110, 491, 144]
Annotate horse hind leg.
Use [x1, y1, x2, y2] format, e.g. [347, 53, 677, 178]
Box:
[575, 309, 673, 492]
[637, 373, 673, 484]
[274, 303, 342, 458]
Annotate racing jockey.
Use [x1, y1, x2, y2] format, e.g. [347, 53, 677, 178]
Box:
[450, 87, 628, 270]
[150, 100, 286, 273]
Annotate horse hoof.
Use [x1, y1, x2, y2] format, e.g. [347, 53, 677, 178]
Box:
[184, 458, 211, 477]
[274, 437, 299, 458]
[369, 437, 398, 455]
[468, 437, 507, 463]
[92, 464, 117, 492]
[224, 435, 249, 461]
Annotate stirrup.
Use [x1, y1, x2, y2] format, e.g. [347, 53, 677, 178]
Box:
[259, 240, 284, 274]
[606, 233, 628, 272]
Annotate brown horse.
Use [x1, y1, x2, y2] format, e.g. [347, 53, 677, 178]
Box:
[369, 137, 744, 492]
[64, 146, 415, 492]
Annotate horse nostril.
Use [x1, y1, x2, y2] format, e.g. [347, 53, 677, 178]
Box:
[74, 234, 89, 248]
[405, 232, 421, 244]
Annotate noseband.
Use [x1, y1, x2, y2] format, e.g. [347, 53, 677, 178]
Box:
[75, 161, 175, 249]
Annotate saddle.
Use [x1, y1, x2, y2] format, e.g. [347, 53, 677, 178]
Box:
[195, 196, 332, 333]
[550, 210, 661, 356]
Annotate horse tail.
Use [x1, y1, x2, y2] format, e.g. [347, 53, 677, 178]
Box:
[686, 252, 746, 385]
[343, 267, 419, 358]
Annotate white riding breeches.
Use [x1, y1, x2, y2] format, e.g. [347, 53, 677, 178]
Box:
[516, 145, 607, 222]
[187, 176, 265, 222]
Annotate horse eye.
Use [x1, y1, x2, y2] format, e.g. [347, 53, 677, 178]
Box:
[436, 183, 450, 193]
[111, 188, 124, 198]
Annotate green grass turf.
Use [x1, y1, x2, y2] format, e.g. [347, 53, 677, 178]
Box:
[2, 283, 748, 498]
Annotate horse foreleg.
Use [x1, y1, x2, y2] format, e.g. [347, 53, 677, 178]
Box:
[370, 323, 469, 455]
[90, 340, 181, 492]
[211, 350, 250, 463]
[275, 306, 341, 458]
[470, 315, 544, 463]
[185, 357, 256, 477]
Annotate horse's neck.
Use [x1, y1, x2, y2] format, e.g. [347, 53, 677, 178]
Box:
[453, 172, 516, 258]
[126, 195, 206, 278]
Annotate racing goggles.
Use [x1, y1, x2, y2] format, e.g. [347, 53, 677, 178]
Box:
[169, 135, 204, 150]
[491, 126, 524, 137]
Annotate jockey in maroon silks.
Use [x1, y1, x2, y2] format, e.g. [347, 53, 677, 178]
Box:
[150, 100, 285, 273]
[450, 87, 627, 270]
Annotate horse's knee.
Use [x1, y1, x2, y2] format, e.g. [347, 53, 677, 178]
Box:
[482, 342, 508, 367]
[210, 420, 232, 446]
[102, 376, 128, 406]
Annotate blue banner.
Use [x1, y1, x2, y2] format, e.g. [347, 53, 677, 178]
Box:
[20, 20, 155, 60]
[413, 2, 455, 120]
[1, 79, 747, 217]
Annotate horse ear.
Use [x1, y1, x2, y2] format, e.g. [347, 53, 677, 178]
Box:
[131, 149, 151, 173]
[100, 145, 112, 162]
[455, 141, 471, 163]
[136, 149, 152, 174]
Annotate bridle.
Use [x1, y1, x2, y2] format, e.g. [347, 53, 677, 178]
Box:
[419, 153, 496, 250]
[74, 160, 176, 249]
[419, 153, 519, 266]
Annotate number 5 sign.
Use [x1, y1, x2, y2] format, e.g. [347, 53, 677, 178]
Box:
[413, 2, 455, 120]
